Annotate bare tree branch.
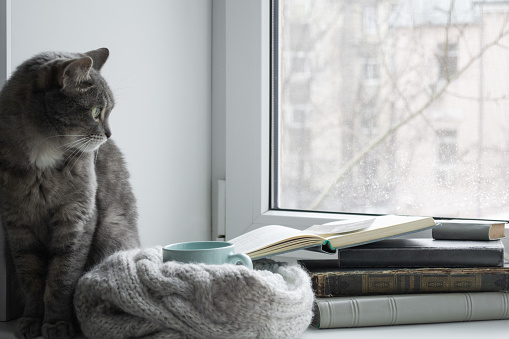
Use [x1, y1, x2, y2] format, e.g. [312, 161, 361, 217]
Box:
[444, 89, 508, 102]
[308, 13, 509, 210]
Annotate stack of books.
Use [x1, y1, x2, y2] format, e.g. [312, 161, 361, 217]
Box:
[229, 216, 509, 328]
[299, 220, 509, 328]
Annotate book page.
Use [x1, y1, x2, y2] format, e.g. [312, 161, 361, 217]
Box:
[229, 225, 324, 255]
[325, 215, 436, 249]
[490, 224, 506, 239]
[248, 238, 326, 258]
[304, 217, 375, 236]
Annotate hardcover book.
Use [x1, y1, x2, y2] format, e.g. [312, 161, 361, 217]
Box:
[229, 215, 436, 259]
[336, 238, 505, 268]
[299, 259, 509, 297]
[312, 292, 509, 328]
[433, 220, 506, 241]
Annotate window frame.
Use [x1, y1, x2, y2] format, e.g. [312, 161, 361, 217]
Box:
[220, 0, 378, 240]
[218, 0, 509, 241]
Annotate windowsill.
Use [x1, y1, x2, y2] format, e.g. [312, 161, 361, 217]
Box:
[2, 253, 508, 339]
[2, 318, 508, 338]
[301, 320, 509, 338]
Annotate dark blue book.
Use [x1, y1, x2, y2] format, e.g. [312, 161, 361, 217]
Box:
[337, 238, 505, 268]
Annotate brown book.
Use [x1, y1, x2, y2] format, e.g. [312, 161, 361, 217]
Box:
[299, 259, 509, 297]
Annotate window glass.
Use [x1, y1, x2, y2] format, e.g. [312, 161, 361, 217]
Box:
[274, 0, 509, 220]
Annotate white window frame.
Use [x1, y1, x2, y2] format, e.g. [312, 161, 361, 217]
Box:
[216, 0, 374, 241]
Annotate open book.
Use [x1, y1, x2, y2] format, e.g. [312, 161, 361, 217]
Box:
[229, 215, 437, 259]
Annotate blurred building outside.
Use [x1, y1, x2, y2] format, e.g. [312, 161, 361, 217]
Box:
[277, 0, 509, 220]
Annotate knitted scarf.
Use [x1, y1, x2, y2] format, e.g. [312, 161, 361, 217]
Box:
[74, 247, 314, 338]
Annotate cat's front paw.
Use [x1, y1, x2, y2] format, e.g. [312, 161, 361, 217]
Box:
[15, 317, 42, 339]
[41, 321, 75, 339]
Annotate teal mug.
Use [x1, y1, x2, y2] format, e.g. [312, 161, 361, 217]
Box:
[162, 241, 253, 269]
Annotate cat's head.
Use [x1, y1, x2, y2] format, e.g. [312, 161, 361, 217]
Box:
[1, 48, 116, 169]
[37, 47, 114, 146]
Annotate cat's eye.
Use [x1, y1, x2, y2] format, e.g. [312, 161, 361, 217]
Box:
[92, 107, 102, 120]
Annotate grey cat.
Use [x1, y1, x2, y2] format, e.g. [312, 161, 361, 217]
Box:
[0, 48, 140, 339]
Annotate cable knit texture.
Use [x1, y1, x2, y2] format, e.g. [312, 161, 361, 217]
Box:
[74, 247, 314, 338]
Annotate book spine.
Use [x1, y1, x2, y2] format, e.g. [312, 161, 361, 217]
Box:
[312, 268, 509, 297]
[313, 292, 509, 328]
[337, 246, 504, 268]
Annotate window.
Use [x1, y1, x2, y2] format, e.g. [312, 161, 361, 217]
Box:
[361, 107, 378, 135]
[363, 58, 379, 81]
[290, 53, 309, 74]
[437, 43, 458, 80]
[219, 0, 508, 243]
[273, 0, 509, 221]
[363, 4, 378, 36]
[286, 78, 310, 105]
[435, 129, 458, 186]
[287, 108, 310, 128]
[221, 0, 348, 242]
[436, 129, 458, 166]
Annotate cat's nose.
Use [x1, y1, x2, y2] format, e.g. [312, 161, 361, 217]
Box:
[105, 131, 112, 139]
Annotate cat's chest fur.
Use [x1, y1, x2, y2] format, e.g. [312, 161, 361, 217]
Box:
[2, 154, 98, 227]
[30, 141, 64, 170]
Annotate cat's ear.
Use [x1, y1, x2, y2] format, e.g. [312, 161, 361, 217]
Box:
[37, 57, 92, 90]
[59, 57, 93, 89]
[85, 48, 109, 71]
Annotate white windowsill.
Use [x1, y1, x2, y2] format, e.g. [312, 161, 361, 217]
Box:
[1, 317, 508, 338]
[301, 320, 509, 338]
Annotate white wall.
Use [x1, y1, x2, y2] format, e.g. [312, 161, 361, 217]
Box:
[9, 0, 212, 246]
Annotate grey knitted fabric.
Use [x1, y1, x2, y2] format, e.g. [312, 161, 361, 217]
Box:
[74, 247, 314, 339]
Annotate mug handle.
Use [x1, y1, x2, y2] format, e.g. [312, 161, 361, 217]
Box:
[227, 253, 253, 270]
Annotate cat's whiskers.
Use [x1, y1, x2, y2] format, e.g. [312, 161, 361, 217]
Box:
[61, 140, 89, 160]
[41, 134, 88, 144]
[59, 137, 89, 150]
[63, 149, 81, 168]
[68, 140, 92, 172]
[66, 142, 88, 172]
[63, 139, 89, 165]
[63, 135, 105, 171]
[83, 139, 96, 153]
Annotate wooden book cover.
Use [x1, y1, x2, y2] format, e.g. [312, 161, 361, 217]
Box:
[229, 215, 436, 259]
[300, 259, 509, 297]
